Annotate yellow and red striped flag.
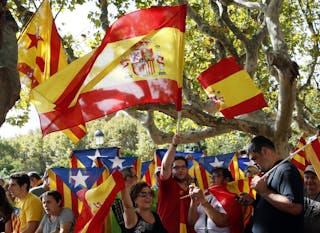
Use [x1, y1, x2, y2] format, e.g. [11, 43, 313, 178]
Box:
[30, 4, 187, 137]
[189, 159, 210, 191]
[141, 159, 156, 186]
[74, 170, 125, 233]
[229, 153, 245, 180]
[17, 0, 86, 142]
[290, 136, 310, 176]
[305, 137, 320, 178]
[197, 57, 268, 119]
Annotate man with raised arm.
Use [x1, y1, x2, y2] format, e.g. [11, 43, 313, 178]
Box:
[157, 133, 194, 233]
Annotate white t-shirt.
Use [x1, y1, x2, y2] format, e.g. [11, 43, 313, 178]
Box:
[194, 194, 230, 233]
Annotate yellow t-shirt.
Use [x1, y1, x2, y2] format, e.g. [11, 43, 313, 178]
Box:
[12, 192, 44, 232]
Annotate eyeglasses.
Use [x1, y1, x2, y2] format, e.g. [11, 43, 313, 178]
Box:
[138, 191, 154, 198]
[172, 165, 187, 170]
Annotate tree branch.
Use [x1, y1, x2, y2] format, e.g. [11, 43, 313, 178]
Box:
[219, 0, 263, 10]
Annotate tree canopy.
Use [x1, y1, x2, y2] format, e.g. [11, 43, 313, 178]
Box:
[0, 0, 319, 160]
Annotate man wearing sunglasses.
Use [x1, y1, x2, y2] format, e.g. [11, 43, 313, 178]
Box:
[157, 133, 194, 233]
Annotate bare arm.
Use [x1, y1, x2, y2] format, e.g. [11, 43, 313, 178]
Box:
[59, 221, 73, 233]
[121, 180, 137, 229]
[34, 224, 43, 233]
[21, 221, 40, 233]
[161, 134, 181, 180]
[251, 176, 303, 215]
[188, 198, 200, 226]
[5, 220, 13, 233]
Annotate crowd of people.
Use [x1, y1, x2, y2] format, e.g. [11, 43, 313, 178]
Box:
[0, 134, 320, 233]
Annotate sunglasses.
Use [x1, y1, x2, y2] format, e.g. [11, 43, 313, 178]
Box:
[138, 191, 154, 198]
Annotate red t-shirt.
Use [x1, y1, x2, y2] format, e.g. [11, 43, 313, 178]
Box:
[157, 176, 193, 233]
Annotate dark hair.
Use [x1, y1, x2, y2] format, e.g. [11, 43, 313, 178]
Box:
[130, 182, 154, 206]
[120, 166, 135, 179]
[174, 156, 188, 167]
[212, 167, 234, 181]
[9, 172, 30, 191]
[246, 136, 275, 154]
[28, 171, 41, 180]
[41, 190, 63, 207]
[0, 186, 13, 222]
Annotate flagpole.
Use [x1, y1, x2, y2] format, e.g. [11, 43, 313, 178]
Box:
[261, 140, 311, 178]
[176, 111, 182, 133]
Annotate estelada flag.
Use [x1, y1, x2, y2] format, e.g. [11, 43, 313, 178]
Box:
[17, 0, 86, 143]
[30, 4, 187, 137]
[69, 147, 120, 168]
[197, 57, 268, 119]
[74, 170, 125, 233]
[17, 0, 66, 88]
[196, 153, 235, 174]
[48, 167, 109, 217]
[99, 155, 142, 179]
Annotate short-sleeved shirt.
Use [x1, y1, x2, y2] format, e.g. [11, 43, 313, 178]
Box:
[252, 161, 304, 233]
[304, 193, 320, 233]
[12, 192, 44, 233]
[157, 176, 191, 233]
[40, 208, 75, 233]
[194, 194, 229, 233]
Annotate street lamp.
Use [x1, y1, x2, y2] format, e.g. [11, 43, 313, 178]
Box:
[94, 129, 104, 147]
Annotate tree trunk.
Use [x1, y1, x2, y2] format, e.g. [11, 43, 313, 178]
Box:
[0, 4, 20, 126]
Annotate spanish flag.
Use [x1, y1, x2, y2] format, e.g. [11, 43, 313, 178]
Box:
[17, 0, 86, 142]
[197, 57, 268, 119]
[74, 170, 125, 233]
[30, 4, 187, 137]
[305, 137, 320, 178]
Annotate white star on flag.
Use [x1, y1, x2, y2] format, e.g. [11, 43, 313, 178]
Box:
[88, 149, 102, 167]
[210, 157, 224, 168]
[243, 160, 255, 167]
[109, 156, 126, 169]
[70, 170, 89, 188]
